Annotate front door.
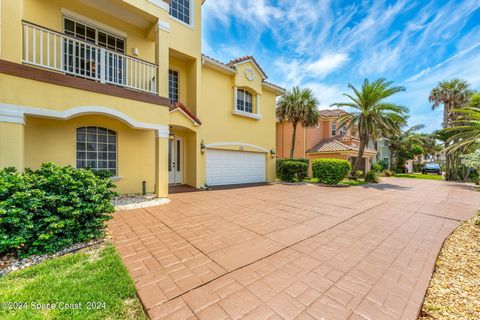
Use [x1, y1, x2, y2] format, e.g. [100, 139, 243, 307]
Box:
[168, 137, 183, 184]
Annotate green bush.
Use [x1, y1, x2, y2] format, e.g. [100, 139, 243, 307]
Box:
[312, 159, 351, 185]
[355, 170, 364, 178]
[365, 170, 380, 183]
[371, 162, 383, 172]
[413, 163, 423, 173]
[381, 169, 393, 177]
[0, 163, 117, 257]
[277, 159, 309, 182]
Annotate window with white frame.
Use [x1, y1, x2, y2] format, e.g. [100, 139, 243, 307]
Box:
[331, 122, 337, 136]
[339, 125, 347, 136]
[170, 0, 191, 25]
[169, 69, 179, 104]
[76, 126, 117, 175]
[63, 17, 126, 83]
[237, 89, 253, 113]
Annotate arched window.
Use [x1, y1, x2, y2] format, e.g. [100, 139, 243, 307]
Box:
[339, 125, 347, 136]
[331, 122, 337, 136]
[237, 89, 253, 113]
[76, 126, 117, 175]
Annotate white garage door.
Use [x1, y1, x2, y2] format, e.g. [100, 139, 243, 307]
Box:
[206, 149, 266, 186]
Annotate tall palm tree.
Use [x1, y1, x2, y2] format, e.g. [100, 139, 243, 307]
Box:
[429, 79, 473, 180]
[429, 79, 472, 128]
[331, 78, 408, 175]
[277, 86, 320, 158]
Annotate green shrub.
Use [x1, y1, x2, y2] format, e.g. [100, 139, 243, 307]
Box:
[381, 169, 393, 177]
[413, 163, 423, 173]
[365, 170, 380, 183]
[0, 163, 117, 257]
[277, 159, 309, 182]
[355, 170, 364, 178]
[312, 159, 351, 185]
[371, 162, 383, 172]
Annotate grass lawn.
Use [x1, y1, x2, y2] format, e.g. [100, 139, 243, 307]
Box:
[0, 244, 145, 320]
[304, 177, 368, 186]
[393, 173, 444, 181]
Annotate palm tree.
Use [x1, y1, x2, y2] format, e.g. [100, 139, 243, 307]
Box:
[429, 79, 472, 128]
[331, 78, 408, 175]
[429, 79, 473, 180]
[387, 125, 425, 171]
[444, 106, 480, 153]
[277, 86, 320, 158]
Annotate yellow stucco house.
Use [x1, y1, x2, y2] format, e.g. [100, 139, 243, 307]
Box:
[0, 0, 285, 197]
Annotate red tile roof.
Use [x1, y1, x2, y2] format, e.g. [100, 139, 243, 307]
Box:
[307, 136, 376, 154]
[227, 56, 268, 79]
[319, 109, 347, 117]
[170, 102, 202, 125]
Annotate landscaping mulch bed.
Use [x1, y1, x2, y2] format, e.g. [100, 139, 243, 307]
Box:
[419, 214, 480, 319]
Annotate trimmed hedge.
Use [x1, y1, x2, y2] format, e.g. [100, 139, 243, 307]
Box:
[312, 158, 351, 185]
[0, 163, 117, 257]
[277, 158, 309, 182]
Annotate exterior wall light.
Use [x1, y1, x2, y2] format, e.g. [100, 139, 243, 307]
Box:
[200, 140, 206, 154]
[270, 148, 276, 158]
[169, 126, 174, 141]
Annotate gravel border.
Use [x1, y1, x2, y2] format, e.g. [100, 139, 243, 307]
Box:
[112, 194, 170, 211]
[418, 213, 480, 319]
[0, 239, 105, 277]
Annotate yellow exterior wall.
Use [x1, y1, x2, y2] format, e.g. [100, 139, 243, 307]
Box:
[23, 0, 156, 63]
[1, 0, 282, 195]
[0, 122, 24, 170]
[199, 62, 278, 185]
[24, 115, 158, 195]
[0, 74, 169, 125]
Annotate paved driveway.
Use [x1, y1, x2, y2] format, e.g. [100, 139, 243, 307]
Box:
[108, 178, 480, 320]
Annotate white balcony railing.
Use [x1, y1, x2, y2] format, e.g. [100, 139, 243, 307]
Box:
[22, 22, 158, 94]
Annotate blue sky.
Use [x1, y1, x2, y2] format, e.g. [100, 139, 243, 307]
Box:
[202, 0, 480, 133]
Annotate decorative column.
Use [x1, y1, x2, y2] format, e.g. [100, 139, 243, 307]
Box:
[155, 21, 170, 98]
[0, 110, 24, 170]
[155, 129, 169, 198]
[0, 0, 23, 63]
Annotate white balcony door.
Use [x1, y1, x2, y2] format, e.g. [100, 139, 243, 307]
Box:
[168, 137, 183, 184]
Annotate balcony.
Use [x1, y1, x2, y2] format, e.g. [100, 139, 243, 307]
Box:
[22, 21, 158, 95]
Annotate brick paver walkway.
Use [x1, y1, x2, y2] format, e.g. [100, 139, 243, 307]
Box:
[108, 178, 480, 319]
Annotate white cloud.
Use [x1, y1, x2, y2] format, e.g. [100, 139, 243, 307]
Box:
[303, 82, 345, 108]
[306, 53, 350, 77]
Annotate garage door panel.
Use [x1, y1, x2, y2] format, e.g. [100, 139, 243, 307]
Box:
[206, 149, 266, 186]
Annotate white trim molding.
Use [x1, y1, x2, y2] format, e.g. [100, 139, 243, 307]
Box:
[206, 142, 269, 153]
[233, 109, 262, 120]
[148, 0, 170, 12]
[0, 104, 169, 138]
[0, 109, 25, 125]
[202, 55, 237, 75]
[157, 20, 170, 33]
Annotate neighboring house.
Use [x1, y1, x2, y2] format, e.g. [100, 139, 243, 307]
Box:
[0, 0, 285, 197]
[276, 109, 377, 173]
[373, 138, 391, 169]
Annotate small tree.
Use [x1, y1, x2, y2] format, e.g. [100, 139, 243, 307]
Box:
[277, 87, 320, 158]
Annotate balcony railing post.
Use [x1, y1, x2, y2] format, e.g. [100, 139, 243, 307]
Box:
[99, 48, 106, 84]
